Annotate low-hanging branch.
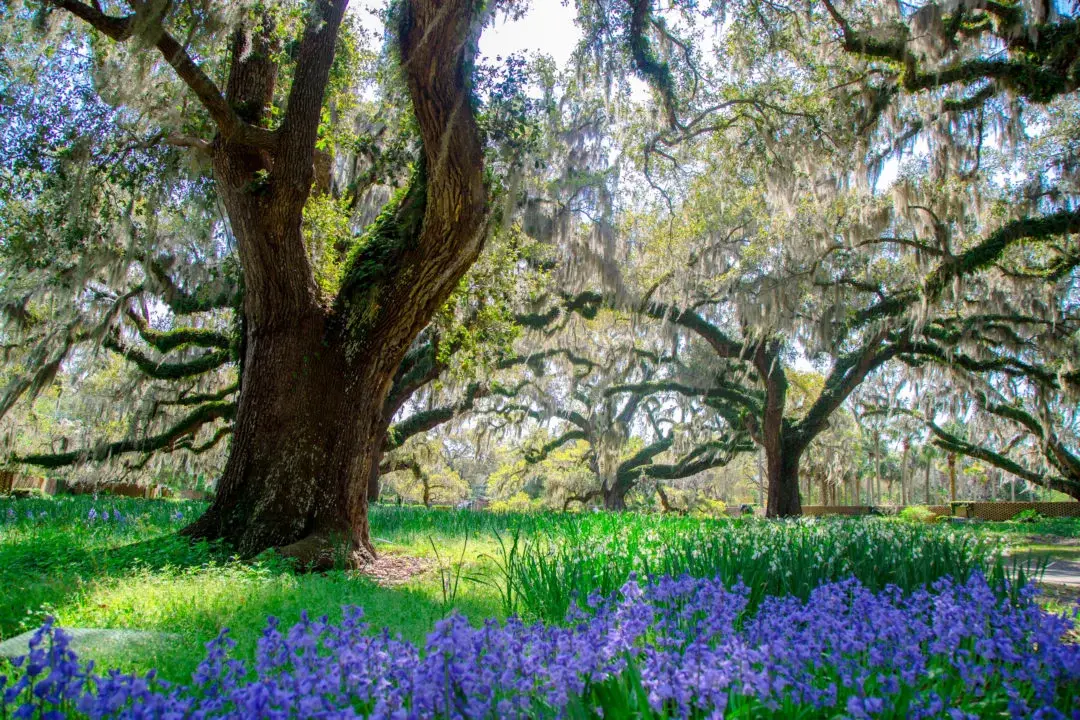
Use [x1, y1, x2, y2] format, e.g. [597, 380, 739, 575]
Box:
[158, 383, 240, 407]
[15, 400, 236, 468]
[525, 429, 590, 464]
[980, 401, 1080, 481]
[383, 335, 445, 424]
[871, 405, 1080, 501]
[383, 301, 592, 429]
[605, 379, 764, 416]
[142, 260, 240, 316]
[102, 334, 233, 380]
[902, 334, 1080, 394]
[180, 424, 234, 455]
[849, 209, 1080, 332]
[123, 310, 233, 353]
[638, 437, 753, 482]
[929, 421, 1080, 500]
[384, 383, 489, 452]
[616, 434, 675, 475]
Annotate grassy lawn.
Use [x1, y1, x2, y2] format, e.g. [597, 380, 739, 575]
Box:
[969, 516, 1080, 569]
[0, 497, 1072, 684]
[974, 516, 1080, 540]
[0, 497, 510, 680]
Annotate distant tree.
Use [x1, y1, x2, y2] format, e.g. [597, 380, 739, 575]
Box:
[550, 0, 1080, 516]
[380, 436, 470, 507]
[479, 311, 751, 510]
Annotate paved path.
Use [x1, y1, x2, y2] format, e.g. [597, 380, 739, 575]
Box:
[1041, 559, 1080, 588]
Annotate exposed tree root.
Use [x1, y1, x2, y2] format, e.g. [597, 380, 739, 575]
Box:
[277, 530, 376, 572]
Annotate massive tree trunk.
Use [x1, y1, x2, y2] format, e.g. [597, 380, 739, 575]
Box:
[184, 0, 487, 568]
[180, 152, 405, 564]
[184, 318, 388, 562]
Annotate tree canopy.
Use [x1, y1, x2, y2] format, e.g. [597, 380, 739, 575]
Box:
[1, 0, 1077, 542]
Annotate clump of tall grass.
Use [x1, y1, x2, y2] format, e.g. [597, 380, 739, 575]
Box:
[485, 517, 1031, 621]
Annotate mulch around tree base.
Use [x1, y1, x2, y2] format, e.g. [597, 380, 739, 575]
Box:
[352, 553, 434, 586]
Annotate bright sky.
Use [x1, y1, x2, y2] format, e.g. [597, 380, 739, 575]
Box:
[479, 2, 580, 66]
[354, 1, 581, 69]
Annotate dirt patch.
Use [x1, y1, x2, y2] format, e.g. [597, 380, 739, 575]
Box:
[1037, 582, 1080, 604]
[352, 553, 434, 587]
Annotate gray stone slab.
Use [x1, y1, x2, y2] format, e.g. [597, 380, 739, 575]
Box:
[0, 628, 179, 659]
[1041, 560, 1080, 588]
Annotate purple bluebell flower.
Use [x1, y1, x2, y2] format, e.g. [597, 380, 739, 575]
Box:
[3, 574, 1078, 718]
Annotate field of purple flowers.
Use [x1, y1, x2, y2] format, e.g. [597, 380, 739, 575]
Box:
[3, 572, 1079, 719]
[2, 499, 1078, 717]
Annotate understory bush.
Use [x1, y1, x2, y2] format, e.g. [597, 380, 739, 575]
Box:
[3, 573, 1077, 719]
[1011, 509, 1046, 524]
[898, 506, 938, 524]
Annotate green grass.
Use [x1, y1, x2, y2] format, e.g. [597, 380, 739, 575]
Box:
[0, 497, 1057, 683]
[0, 498, 504, 680]
[483, 514, 1030, 621]
[976, 516, 1080, 539]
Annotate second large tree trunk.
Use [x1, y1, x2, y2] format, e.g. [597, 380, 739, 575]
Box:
[757, 344, 803, 517]
[765, 442, 803, 517]
[603, 483, 629, 511]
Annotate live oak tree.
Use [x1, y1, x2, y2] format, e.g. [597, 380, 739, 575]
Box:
[0, 2, 596, 526]
[479, 311, 751, 510]
[1, 0, 494, 567]
[545, 0, 1080, 516]
[378, 435, 471, 507]
[820, 0, 1080, 500]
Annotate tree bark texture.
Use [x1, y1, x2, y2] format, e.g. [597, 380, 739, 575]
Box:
[765, 442, 803, 517]
[603, 483, 629, 511]
[756, 344, 803, 517]
[183, 0, 487, 568]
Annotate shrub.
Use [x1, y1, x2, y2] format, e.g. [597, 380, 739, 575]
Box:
[1012, 509, 1045, 523]
[691, 497, 727, 518]
[489, 492, 540, 513]
[899, 506, 938, 524]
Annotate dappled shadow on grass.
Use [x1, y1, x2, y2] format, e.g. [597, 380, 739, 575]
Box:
[0, 527, 240, 638]
[67, 564, 504, 683]
[1, 505, 505, 684]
